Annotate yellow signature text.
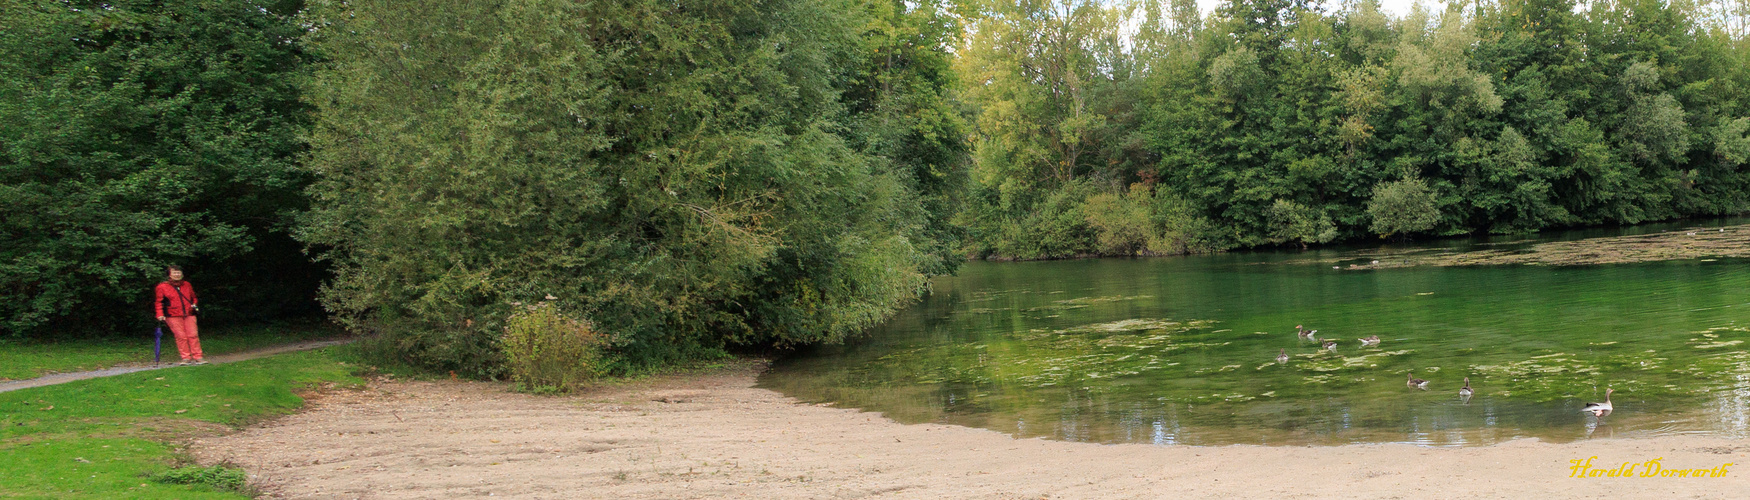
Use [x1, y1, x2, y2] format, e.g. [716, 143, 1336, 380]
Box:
[1569, 456, 1734, 478]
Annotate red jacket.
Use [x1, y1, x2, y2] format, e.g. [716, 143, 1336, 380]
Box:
[154, 281, 198, 317]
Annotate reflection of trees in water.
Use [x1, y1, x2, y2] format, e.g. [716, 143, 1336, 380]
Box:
[764, 254, 1750, 446]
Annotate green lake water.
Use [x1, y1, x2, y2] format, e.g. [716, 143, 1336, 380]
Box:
[758, 221, 1750, 446]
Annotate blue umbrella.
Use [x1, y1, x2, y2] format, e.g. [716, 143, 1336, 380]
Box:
[153, 326, 163, 364]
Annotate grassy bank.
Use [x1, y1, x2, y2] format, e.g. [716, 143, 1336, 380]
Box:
[0, 347, 364, 498]
[0, 321, 345, 381]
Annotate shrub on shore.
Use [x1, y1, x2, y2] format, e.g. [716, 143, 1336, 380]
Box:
[501, 302, 609, 393]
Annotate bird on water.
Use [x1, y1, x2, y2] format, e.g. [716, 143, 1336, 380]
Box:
[1406, 372, 1429, 390]
[1358, 335, 1380, 347]
[1580, 388, 1615, 419]
[1276, 348, 1290, 365]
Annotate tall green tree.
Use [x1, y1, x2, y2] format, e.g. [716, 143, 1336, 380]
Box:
[1145, 0, 1356, 247]
[841, 0, 972, 275]
[956, 0, 1155, 258]
[0, 0, 320, 337]
[299, 0, 955, 375]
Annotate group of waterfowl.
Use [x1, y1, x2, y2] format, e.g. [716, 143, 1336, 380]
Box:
[1289, 324, 1379, 352]
[1280, 325, 1616, 421]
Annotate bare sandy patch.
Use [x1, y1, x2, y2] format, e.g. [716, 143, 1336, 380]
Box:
[193, 360, 1749, 499]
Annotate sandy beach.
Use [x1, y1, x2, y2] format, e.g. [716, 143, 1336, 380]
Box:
[193, 360, 1749, 499]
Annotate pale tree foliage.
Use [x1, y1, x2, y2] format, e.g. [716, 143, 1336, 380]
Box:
[1713, 117, 1750, 164]
[1084, 183, 1217, 255]
[1333, 0, 1396, 155]
[1267, 199, 1338, 248]
[1133, 0, 1203, 63]
[1391, 9, 1503, 121]
[1695, 0, 1750, 38]
[1208, 46, 1265, 102]
[959, 0, 1128, 189]
[1344, 0, 1398, 62]
[1367, 177, 1442, 238]
[1336, 64, 1389, 154]
[1617, 61, 1691, 164]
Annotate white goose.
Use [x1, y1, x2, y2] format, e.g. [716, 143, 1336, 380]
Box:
[1580, 388, 1615, 418]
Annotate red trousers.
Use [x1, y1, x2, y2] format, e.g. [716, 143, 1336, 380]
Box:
[164, 316, 203, 361]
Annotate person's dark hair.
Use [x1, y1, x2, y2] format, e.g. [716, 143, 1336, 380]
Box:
[166, 265, 182, 275]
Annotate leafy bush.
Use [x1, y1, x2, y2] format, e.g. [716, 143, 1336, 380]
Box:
[149, 465, 249, 493]
[1266, 200, 1338, 249]
[1084, 189, 1151, 255]
[1142, 188, 1225, 255]
[501, 302, 609, 393]
[1084, 183, 1224, 256]
[963, 179, 1227, 260]
[1005, 185, 1099, 259]
[1367, 177, 1442, 238]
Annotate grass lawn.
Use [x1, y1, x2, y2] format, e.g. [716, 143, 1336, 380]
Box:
[0, 320, 346, 381]
[0, 346, 365, 498]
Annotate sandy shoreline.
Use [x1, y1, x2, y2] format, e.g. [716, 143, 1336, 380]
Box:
[194, 360, 1748, 499]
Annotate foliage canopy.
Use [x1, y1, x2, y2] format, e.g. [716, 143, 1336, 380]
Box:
[298, 0, 967, 374]
[0, 0, 322, 337]
[961, 0, 1750, 257]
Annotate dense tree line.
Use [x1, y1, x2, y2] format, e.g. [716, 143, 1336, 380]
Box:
[1, 0, 967, 376]
[1, 0, 324, 337]
[11, 0, 1750, 374]
[964, 0, 1750, 258]
[296, 0, 967, 375]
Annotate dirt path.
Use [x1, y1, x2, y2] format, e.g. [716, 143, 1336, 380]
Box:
[0, 339, 354, 394]
[192, 360, 1749, 499]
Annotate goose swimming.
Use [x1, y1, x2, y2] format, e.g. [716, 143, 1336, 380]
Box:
[1358, 335, 1380, 347]
[1276, 348, 1290, 365]
[1406, 372, 1429, 390]
[1459, 377, 1473, 398]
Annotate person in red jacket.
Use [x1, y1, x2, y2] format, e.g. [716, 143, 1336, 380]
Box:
[154, 265, 204, 365]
